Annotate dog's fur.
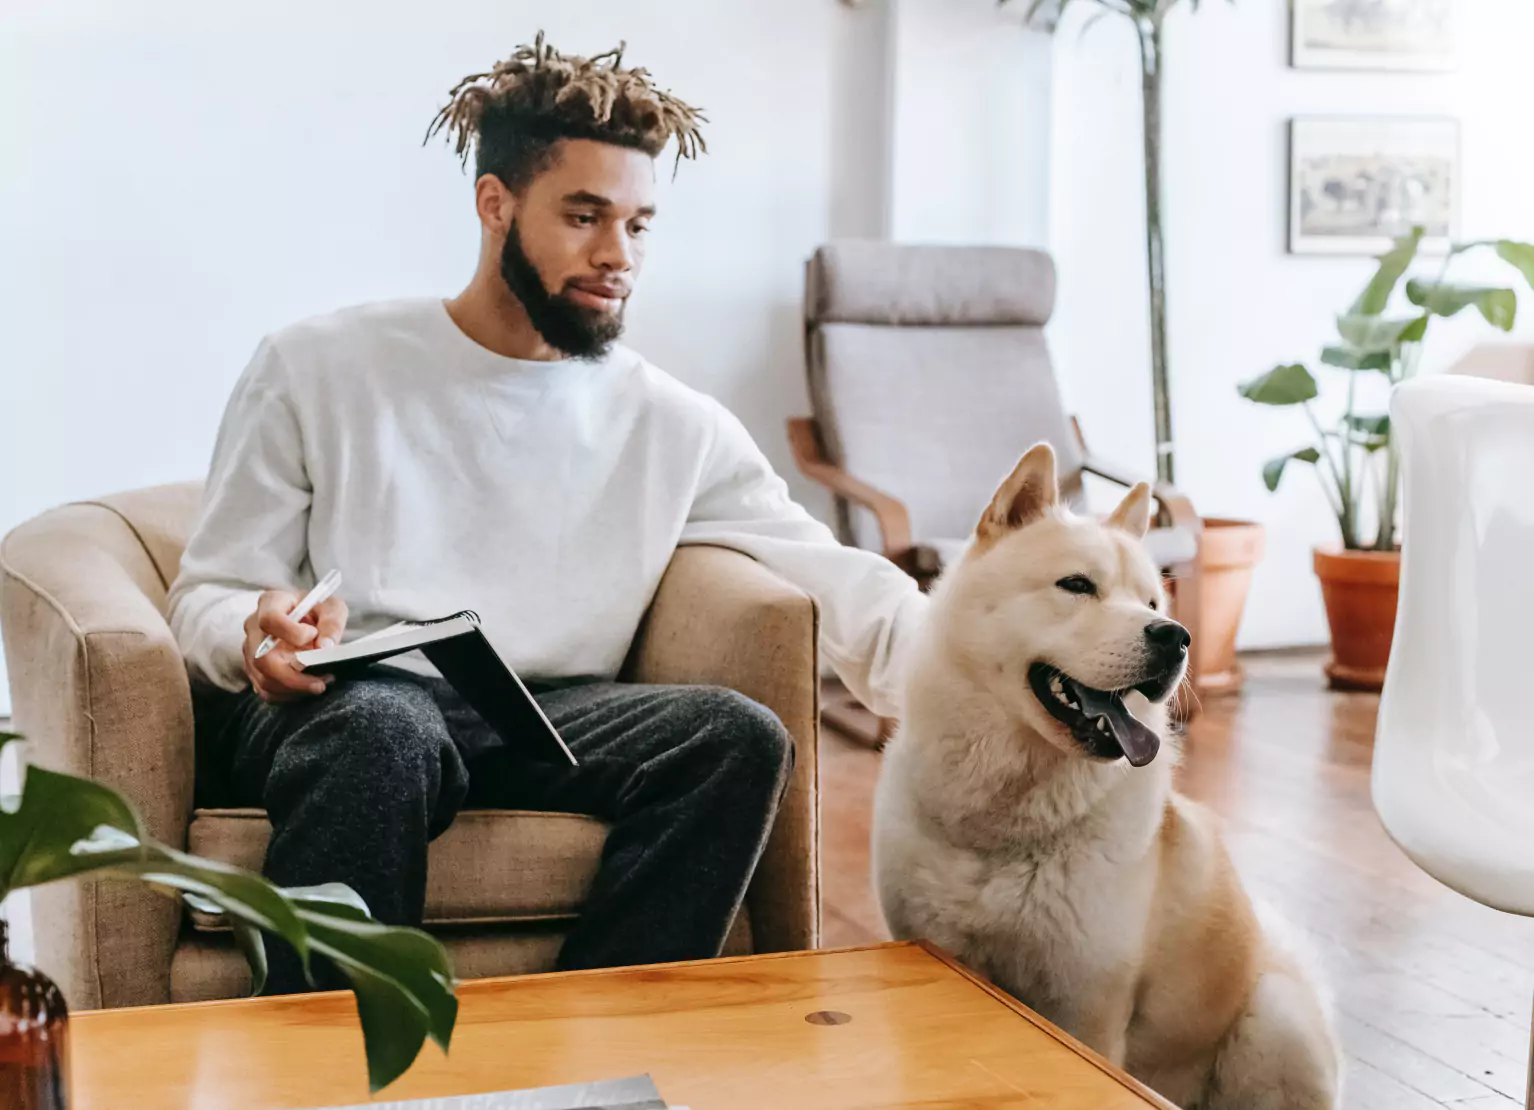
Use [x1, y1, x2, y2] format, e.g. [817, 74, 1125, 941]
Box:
[873, 444, 1341, 1109]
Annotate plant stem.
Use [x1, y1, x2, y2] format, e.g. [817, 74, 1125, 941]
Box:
[1376, 343, 1421, 550]
[1304, 402, 1352, 546]
[1342, 367, 1358, 545]
[1136, 15, 1175, 485]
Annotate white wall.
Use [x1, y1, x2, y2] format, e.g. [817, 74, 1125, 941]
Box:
[1049, 0, 1534, 648]
[888, 0, 1054, 246]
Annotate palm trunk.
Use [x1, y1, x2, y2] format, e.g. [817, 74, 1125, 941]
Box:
[1137, 16, 1175, 485]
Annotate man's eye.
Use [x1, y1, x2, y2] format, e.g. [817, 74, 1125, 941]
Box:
[569, 214, 598, 227]
[1056, 575, 1098, 596]
[629, 223, 650, 237]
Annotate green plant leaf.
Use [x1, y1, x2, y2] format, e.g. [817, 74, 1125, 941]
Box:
[339, 960, 433, 1094]
[1263, 448, 1321, 492]
[1238, 363, 1318, 406]
[1321, 346, 1393, 372]
[0, 735, 145, 898]
[1336, 313, 1429, 353]
[230, 917, 269, 996]
[1346, 414, 1391, 450]
[1406, 281, 1518, 330]
[289, 882, 375, 922]
[300, 910, 459, 1088]
[0, 732, 457, 1093]
[1351, 227, 1425, 317]
[1496, 240, 1534, 291]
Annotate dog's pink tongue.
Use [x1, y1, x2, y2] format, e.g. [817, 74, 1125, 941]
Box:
[1075, 685, 1161, 768]
[1112, 712, 1161, 768]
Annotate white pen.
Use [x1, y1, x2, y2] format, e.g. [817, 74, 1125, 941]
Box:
[253, 569, 343, 660]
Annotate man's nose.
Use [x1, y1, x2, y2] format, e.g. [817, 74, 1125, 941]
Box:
[591, 225, 635, 272]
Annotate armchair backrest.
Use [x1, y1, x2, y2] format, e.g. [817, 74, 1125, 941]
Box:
[804, 242, 1083, 550]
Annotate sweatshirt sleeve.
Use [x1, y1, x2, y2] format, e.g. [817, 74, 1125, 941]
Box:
[679, 400, 927, 719]
[166, 338, 313, 691]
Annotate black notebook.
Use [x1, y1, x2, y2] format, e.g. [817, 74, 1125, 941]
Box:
[295, 611, 576, 766]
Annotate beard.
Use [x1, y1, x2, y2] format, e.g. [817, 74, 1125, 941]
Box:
[499, 223, 626, 360]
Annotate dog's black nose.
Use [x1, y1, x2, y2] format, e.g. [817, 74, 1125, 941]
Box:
[1145, 620, 1191, 658]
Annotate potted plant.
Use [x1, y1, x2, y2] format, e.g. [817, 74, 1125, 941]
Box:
[0, 732, 456, 1105]
[1009, 0, 1264, 695]
[1239, 228, 1534, 689]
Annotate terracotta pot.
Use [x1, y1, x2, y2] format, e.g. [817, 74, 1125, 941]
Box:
[1313, 547, 1400, 691]
[1189, 519, 1266, 696]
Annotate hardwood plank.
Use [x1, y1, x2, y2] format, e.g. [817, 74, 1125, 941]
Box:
[1346, 1058, 1456, 1110]
[819, 653, 1534, 1110]
[1337, 1014, 1500, 1104]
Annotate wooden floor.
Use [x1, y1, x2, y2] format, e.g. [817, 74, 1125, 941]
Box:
[820, 652, 1534, 1110]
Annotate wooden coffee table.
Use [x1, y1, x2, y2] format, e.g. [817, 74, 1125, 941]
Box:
[71, 941, 1174, 1109]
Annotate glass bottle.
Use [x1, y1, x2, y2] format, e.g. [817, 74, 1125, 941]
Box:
[0, 917, 69, 1109]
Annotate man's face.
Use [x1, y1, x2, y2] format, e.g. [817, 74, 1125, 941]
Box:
[499, 139, 656, 359]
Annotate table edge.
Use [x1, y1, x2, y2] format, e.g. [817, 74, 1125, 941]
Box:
[914, 941, 1180, 1110]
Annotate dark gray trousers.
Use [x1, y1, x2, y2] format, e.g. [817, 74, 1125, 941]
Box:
[191, 671, 794, 994]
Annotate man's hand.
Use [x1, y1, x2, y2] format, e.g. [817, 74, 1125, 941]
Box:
[242, 589, 348, 703]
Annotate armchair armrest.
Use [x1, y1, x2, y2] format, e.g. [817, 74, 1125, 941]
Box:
[787, 417, 912, 562]
[1079, 453, 1203, 541]
[622, 545, 820, 954]
[1, 502, 195, 1008]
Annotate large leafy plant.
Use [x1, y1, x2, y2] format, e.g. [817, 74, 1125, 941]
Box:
[1012, 0, 1233, 484]
[1239, 228, 1534, 551]
[0, 732, 456, 1093]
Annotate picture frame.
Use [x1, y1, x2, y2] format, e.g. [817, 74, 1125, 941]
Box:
[1288, 117, 1460, 257]
[1290, 0, 1455, 72]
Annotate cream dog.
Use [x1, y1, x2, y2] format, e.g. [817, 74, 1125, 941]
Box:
[873, 443, 1340, 1109]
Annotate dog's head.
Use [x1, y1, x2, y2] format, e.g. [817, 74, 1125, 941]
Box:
[938, 442, 1189, 768]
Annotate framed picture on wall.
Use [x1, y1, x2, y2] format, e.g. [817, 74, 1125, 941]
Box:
[1288, 117, 1460, 256]
[1291, 0, 1455, 71]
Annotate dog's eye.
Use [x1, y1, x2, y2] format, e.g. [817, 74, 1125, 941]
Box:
[1056, 575, 1098, 596]
[1149, 598, 1160, 611]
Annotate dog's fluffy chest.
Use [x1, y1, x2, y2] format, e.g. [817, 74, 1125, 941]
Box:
[873, 731, 1167, 1004]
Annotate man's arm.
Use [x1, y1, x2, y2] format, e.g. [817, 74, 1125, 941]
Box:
[167, 338, 325, 693]
[679, 400, 927, 720]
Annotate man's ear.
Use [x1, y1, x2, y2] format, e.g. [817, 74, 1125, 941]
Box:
[976, 443, 1058, 544]
[1105, 482, 1154, 539]
[474, 173, 515, 235]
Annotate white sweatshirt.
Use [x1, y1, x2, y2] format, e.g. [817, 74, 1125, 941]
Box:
[167, 298, 926, 718]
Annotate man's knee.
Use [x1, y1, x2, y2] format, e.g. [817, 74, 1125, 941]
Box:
[684, 686, 794, 797]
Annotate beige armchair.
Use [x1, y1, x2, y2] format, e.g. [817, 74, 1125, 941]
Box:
[0, 483, 820, 1009]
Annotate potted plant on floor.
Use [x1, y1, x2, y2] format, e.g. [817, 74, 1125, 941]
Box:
[0, 732, 456, 1106]
[1239, 227, 1534, 690]
[1011, 0, 1264, 695]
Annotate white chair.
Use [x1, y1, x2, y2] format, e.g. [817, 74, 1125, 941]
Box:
[1374, 373, 1534, 1105]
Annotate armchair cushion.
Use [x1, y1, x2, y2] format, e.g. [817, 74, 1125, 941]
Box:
[187, 808, 610, 926]
[808, 241, 1056, 326]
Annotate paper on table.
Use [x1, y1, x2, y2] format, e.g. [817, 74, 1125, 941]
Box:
[313, 1074, 670, 1110]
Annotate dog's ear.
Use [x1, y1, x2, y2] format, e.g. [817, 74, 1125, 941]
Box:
[977, 443, 1058, 542]
[1106, 482, 1154, 539]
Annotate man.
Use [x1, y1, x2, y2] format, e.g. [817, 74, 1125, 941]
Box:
[169, 33, 924, 994]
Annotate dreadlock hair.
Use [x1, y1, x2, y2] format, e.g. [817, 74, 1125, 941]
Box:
[425, 32, 708, 192]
